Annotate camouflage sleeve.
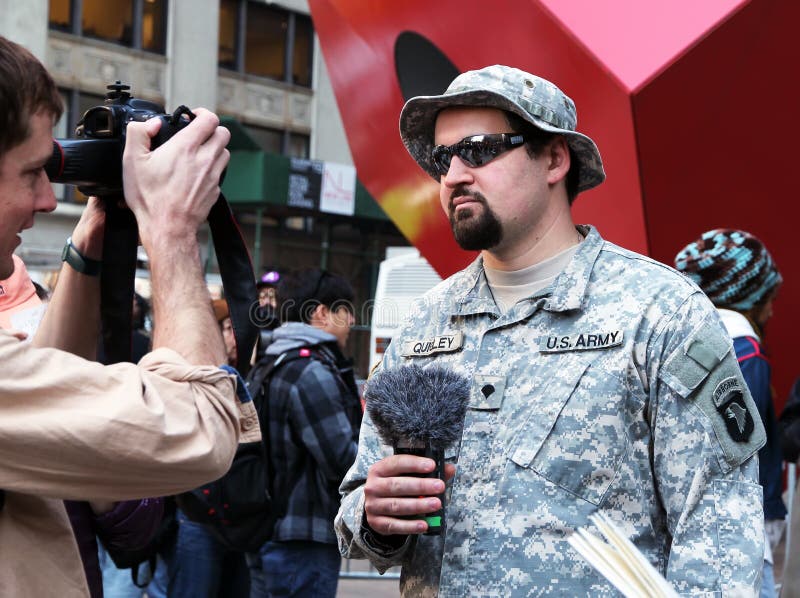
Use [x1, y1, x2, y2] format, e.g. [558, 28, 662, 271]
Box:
[651, 292, 765, 595]
[334, 407, 414, 571]
[334, 293, 444, 569]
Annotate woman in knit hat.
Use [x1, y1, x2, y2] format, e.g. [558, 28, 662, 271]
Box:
[675, 228, 783, 598]
[675, 228, 781, 335]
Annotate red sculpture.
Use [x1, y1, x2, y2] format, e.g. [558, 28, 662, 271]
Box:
[310, 0, 800, 403]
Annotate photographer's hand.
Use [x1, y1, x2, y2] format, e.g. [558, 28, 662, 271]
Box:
[122, 108, 230, 241]
[119, 109, 230, 366]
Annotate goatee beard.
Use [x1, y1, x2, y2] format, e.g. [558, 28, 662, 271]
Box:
[449, 189, 502, 251]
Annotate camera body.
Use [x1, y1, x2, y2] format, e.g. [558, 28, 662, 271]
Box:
[45, 81, 193, 197]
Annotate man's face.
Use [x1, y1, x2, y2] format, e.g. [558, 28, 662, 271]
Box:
[220, 316, 238, 365]
[258, 285, 277, 308]
[0, 110, 58, 279]
[434, 107, 553, 255]
[322, 305, 355, 350]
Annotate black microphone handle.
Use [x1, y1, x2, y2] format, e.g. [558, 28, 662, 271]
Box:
[394, 440, 445, 535]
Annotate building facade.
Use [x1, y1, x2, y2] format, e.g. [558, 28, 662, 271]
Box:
[1, 0, 407, 377]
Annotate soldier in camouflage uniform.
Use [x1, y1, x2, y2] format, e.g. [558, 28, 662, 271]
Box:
[335, 65, 766, 596]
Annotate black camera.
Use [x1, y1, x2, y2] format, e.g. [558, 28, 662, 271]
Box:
[45, 81, 194, 196]
[42, 82, 257, 373]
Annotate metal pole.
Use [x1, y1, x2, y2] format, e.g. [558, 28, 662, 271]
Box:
[320, 220, 330, 270]
[253, 208, 263, 278]
[132, 0, 143, 50]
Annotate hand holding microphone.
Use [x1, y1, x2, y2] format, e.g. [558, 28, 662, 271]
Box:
[363, 365, 469, 536]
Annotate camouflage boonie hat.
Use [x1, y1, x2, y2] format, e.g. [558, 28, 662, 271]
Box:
[399, 65, 606, 193]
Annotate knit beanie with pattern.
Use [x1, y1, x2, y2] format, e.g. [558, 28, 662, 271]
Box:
[674, 229, 781, 311]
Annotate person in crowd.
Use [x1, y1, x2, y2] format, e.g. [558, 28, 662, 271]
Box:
[131, 292, 152, 362]
[147, 507, 249, 596]
[335, 64, 765, 595]
[147, 298, 251, 597]
[253, 271, 281, 355]
[248, 268, 362, 597]
[781, 380, 800, 463]
[0, 35, 259, 596]
[96, 294, 157, 597]
[215, 298, 238, 366]
[777, 366, 800, 594]
[675, 228, 786, 597]
[257, 270, 280, 309]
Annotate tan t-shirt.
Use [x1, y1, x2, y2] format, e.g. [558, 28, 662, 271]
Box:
[484, 241, 582, 313]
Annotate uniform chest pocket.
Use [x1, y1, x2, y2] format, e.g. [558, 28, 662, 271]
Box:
[507, 356, 633, 505]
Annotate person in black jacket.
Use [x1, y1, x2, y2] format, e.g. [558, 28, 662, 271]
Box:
[780, 379, 800, 462]
[247, 268, 362, 598]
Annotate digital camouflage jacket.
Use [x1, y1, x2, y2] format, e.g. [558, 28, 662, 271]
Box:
[336, 225, 765, 597]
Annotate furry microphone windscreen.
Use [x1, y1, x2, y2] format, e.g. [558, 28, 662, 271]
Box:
[364, 364, 470, 450]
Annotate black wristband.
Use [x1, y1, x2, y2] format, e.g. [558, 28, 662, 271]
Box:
[61, 236, 102, 276]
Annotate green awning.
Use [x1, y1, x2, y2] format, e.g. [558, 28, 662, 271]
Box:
[220, 117, 387, 221]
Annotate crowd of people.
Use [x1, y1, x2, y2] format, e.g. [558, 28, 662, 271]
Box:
[2, 30, 800, 598]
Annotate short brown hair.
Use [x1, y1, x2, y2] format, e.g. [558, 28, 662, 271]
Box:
[0, 36, 63, 160]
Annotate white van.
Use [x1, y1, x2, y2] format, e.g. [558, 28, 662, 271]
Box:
[368, 247, 443, 370]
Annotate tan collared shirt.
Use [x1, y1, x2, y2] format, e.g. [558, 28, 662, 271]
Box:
[0, 331, 260, 596]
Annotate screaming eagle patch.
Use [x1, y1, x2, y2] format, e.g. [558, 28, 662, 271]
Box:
[713, 377, 754, 442]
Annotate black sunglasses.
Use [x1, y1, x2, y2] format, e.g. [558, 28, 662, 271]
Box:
[431, 133, 526, 176]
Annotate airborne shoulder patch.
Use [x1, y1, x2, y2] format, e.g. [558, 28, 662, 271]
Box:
[712, 376, 754, 442]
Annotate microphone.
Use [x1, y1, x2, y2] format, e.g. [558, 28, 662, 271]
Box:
[364, 364, 470, 534]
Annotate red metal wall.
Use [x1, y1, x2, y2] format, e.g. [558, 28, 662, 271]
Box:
[310, 0, 800, 406]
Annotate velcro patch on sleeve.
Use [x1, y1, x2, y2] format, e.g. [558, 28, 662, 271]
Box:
[661, 320, 765, 471]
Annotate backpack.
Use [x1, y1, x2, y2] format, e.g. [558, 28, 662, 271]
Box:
[175, 346, 327, 553]
[0, 489, 176, 589]
[98, 497, 178, 588]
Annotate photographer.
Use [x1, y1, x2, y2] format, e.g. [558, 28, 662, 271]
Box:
[0, 35, 259, 597]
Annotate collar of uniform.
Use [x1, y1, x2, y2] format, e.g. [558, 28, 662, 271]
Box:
[449, 225, 603, 316]
[542, 224, 602, 312]
[451, 257, 502, 317]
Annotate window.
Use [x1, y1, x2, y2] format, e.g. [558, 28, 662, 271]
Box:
[244, 125, 309, 159]
[142, 0, 168, 53]
[49, 0, 168, 54]
[292, 15, 313, 87]
[82, 0, 135, 47]
[245, 4, 287, 81]
[218, 0, 238, 70]
[288, 133, 310, 159]
[218, 0, 313, 88]
[244, 124, 283, 155]
[49, 0, 72, 32]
